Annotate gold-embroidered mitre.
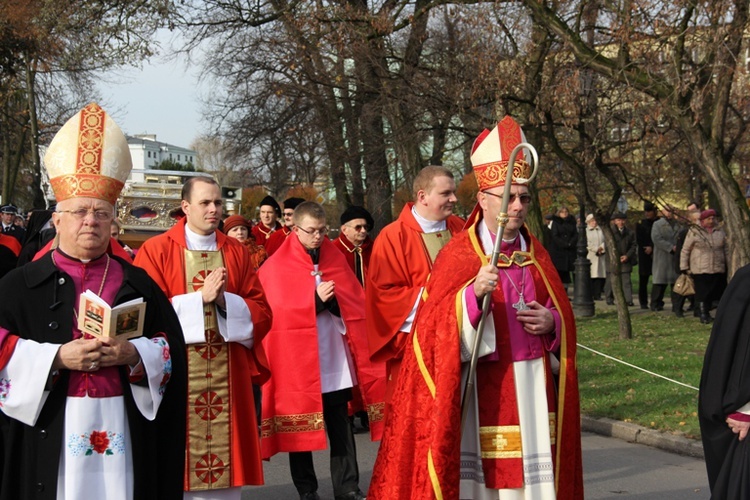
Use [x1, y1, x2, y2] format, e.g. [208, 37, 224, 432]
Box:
[470, 115, 532, 191]
[44, 103, 132, 204]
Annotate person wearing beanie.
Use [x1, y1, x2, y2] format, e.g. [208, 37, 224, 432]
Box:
[366, 166, 464, 406]
[223, 214, 268, 270]
[368, 116, 582, 499]
[251, 195, 283, 247]
[135, 176, 272, 498]
[331, 205, 375, 434]
[680, 208, 728, 324]
[0, 103, 187, 499]
[266, 197, 305, 256]
[332, 206, 374, 286]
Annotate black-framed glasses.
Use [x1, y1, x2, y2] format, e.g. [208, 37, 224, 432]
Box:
[57, 209, 113, 221]
[297, 226, 328, 237]
[345, 223, 370, 232]
[482, 191, 532, 205]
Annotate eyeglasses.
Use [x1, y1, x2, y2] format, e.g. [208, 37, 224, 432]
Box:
[345, 223, 370, 232]
[297, 226, 328, 237]
[57, 209, 113, 221]
[283, 212, 294, 217]
[482, 191, 532, 205]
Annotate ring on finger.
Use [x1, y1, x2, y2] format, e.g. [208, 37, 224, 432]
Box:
[89, 361, 98, 371]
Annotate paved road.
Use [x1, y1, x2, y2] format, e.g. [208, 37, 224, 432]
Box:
[242, 431, 710, 499]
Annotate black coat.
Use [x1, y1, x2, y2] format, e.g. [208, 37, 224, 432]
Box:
[635, 217, 656, 275]
[611, 225, 638, 273]
[0, 252, 187, 500]
[699, 264, 750, 498]
[549, 215, 577, 272]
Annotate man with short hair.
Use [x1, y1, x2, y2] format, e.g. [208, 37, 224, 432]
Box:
[369, 116, 582, 499]
[266, 197, 305, 256]
[258, 201, 384, 500]
[366, 165, 464, 403]
[651, 205, 679, 311]
[0, 103, 186, 499]
[252, 195, 283, 247]
[135, 176, 273, 499]
[1, 204, 25, 244]
[332, 206, 374, 286]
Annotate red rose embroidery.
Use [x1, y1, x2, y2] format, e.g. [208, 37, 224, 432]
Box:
[90, 431, 110, 454]
[162, 346, 170, 361]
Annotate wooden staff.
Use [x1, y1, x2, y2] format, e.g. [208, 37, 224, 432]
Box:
[460, 142, 540, 433]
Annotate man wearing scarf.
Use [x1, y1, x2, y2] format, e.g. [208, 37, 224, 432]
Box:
[368, 116, 583, 499]
[0, 103, 187, 499]
[258, 202, 385, 500]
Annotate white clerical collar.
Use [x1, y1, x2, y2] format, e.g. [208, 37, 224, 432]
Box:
[478, 218, 527, 255]
[411, 206, 447, 234]
[184, 224, 217, 251]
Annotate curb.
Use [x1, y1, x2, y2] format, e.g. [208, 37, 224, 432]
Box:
[581, 415, 704, 459]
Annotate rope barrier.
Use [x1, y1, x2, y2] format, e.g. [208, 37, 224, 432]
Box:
[577, 343, 699, 392]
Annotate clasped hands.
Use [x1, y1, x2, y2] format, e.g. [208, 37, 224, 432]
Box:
[472, 263, 554, 336]
[317, 280, 336, 302]
[201, 267, 227, 309]
[53, 336, 140, 373]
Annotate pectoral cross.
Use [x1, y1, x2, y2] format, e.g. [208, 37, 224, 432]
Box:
[512, 295, 529, 311]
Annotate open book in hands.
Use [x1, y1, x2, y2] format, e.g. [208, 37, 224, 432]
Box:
[77, 290, 146, 340]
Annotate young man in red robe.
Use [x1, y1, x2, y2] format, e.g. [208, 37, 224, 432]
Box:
[369, 116, 583, 499]
[258, 201, 385, 500]
[251, 195, 283, 247]
[266, 197, 305, 256]
[365, 166, 464, 404]
[135, 177, 272, 499]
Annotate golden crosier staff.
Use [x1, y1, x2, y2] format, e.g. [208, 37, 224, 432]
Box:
[460, 142, 540, 434]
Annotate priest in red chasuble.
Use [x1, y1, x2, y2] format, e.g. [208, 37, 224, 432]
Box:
[135, 177, 272, 499]
[365, 166, 464, 404]
[258, 202, 385, 500]
[0, 103, 187, 500]
[369, 116, 583, 499]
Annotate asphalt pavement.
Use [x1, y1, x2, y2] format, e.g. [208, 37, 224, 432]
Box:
[242, 421, 710, 499]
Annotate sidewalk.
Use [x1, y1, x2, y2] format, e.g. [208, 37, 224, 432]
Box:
[582, 415, 704, 459]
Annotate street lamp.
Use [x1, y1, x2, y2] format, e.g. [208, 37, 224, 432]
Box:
[572, 201, 595, 317]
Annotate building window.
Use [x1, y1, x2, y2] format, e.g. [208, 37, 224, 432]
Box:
[147, 151, 151, 158]
[178, 155, 181, 161]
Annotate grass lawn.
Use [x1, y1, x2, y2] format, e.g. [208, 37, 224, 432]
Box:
[576, 307, 711, 440]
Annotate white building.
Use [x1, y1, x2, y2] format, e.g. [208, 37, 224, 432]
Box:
[127, 134, 197, 182]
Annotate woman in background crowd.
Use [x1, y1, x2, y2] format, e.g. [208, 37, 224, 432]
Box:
[550, 205, 578, 291]
[585, 214, 606, 300]
[680, 209, 728, 324]
[222, 214, 268, 270]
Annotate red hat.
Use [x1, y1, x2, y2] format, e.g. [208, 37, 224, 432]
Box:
[700, 209, 716, 220]
[222, 215, 250, 234]
[470, 115, 533, 191]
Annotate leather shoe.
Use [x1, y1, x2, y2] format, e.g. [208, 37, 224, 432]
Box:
[300, 492, 320, 500]
[335, 490, 366, 500]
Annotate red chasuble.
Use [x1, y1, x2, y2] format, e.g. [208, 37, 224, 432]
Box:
[134, 218, 272, 489]
[264, 226, 291, 256]
[365, 203, 463, 397]
[368, 217, 584, 500]
[0, 233, 21, 256]
[258, 234, 387, 458]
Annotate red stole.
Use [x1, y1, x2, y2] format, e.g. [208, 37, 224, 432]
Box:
[258, 235, 386, 458]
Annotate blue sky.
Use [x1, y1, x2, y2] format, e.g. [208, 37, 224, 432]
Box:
[96, 33, 207, 149]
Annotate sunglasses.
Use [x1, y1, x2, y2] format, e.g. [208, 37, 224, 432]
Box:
[345, 223, 370, 232]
